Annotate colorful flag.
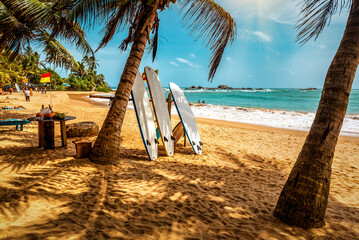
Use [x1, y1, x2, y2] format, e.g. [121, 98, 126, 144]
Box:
[22, 77, 28, 83]
[40, 73, 51, 83]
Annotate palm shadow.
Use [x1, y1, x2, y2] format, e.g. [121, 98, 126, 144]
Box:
[0, 144, 358, 239]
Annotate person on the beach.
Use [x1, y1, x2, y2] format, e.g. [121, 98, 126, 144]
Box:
[30, 88, 33, 96]
[41, 88, 44, 94]
[24, 89, 30, 101]
[44, 88, 47, 94]
[9, 87, 12, 95]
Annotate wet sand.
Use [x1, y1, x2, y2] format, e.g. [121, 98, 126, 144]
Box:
[0, 91, 358, 239]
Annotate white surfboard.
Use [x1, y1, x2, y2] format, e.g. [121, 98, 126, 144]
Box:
[131, 72, 158, 160]
[145, 66, 174, 156]
[15, 83, 20, 92]
[169, 82, 202, 154]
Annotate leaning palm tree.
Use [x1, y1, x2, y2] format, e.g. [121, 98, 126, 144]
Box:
[274, 0, 359, 229]
[70, 0, 236, 164]
[0, 0, 92, 71]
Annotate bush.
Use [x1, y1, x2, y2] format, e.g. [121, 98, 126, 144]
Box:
[95, 85, 111, 92]
[53, 85, 66, 91]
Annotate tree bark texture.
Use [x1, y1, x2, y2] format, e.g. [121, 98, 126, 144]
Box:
[90, 2, 159, 164]
[274, 2, 359, 229]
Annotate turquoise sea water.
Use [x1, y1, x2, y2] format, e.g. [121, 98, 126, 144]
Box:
[161, 88, 359, 114]
[105, 87, 359, 135]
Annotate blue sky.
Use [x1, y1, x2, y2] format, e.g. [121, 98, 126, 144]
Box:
[54, 0, 359, 89]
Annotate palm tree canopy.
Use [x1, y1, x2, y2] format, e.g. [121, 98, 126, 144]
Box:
[0, 0, 93, 70]
[296, 0, 355, 44]
[70, 0, 236, 81]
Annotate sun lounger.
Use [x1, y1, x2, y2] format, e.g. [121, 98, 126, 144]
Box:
[0, 119, 31, 131]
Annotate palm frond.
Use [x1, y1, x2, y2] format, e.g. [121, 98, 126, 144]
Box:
[69, 0, 120, 27]
[37, 31, 80, 70]
[179, 0, 236, 81]
[296, 0, 351, 44]
[96, 0, 139, 51]
[0, 1, 35, 59]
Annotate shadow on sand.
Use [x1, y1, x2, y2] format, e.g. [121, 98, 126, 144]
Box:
[0, 140, 358, 239]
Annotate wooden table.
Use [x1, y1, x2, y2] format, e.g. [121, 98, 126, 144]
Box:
[27, 116, 76, 149]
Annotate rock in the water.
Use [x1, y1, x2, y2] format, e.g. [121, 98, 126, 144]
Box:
[189, 85, 197, 89]
[66, 122, 99, 137]
[218, 85, 228, 89]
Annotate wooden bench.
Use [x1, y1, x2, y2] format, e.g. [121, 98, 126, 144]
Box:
[0, 119, 31, 131]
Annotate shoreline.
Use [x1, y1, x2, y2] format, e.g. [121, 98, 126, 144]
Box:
[78, 92, 359, 139]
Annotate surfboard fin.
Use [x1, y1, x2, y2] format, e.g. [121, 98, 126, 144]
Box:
[192, 141, 196, 146]
[171, 135, 175, 141]
[197, 145, 202, 151]
[146, 140, 151, 146]
[199, 141, 203, 146]
[155, 139, 159, 144]
[164, 136, 168, 142]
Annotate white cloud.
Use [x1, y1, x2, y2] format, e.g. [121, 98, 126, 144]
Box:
[170, 61, 179, 66]
[190, 53, 196, 58]
[176, 58, 201, 68]
[252, 31, 271, 42]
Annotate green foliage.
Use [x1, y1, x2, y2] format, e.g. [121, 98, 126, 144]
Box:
[0, 46, 109, 92]
[95, 85, 111, 92]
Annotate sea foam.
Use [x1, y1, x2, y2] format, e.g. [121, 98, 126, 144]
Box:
[88, 95, 359, 137]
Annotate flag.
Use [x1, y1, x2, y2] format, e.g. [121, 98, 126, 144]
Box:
[40, 73, 51, 83]
[22, 77, 28, 83]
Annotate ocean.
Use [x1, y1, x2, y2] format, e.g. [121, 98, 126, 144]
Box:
[90, 88, 359, 137]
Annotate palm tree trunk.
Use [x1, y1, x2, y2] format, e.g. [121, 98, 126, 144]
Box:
[90, 2, 159, 164]
[273, 1, 359, 229]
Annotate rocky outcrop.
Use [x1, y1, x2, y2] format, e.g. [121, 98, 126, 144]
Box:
[299, 88, 317, 91]
[186, 85, 254, 90]
[218, 85, 228, 89]
[66, 122, 99, 138]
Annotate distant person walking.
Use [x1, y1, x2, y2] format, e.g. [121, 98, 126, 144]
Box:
[9, 87, 12, 95]
[30, 88, 33, 96]
[24, 89, 30, 101]
[44, 88, 47, 94]
[41, 88, 44, 94]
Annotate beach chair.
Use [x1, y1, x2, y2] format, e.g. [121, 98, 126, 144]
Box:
[0, 119, 31, 131]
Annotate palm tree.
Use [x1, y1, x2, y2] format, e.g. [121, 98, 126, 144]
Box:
[70, 0, 236, 164]
[0, 0, 93, 72]
[274, 0, 359, 229]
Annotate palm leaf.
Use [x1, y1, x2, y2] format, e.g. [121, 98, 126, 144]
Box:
[179, 0, 236, 81]
[296, 0, 351, 44]
[96, 0, 139, 51]
[69, 0, 121, 27]
[37, 31, 80, 70]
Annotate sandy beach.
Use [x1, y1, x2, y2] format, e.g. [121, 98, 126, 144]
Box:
[0, 91, 358, 239]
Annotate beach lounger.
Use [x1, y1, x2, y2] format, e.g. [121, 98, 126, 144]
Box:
[0, 119, 31, 131]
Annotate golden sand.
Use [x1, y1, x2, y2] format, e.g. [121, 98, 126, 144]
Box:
[0, 91, 358, 239]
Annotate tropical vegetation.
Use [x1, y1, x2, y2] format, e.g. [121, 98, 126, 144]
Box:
[0, 0, 110, 91]
[274, 0, 359, 229]
[0, 46, 110, 91]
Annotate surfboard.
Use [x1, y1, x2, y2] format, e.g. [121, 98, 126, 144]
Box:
[15, 83, 20, 92]
[145, 66, 174, 156]
[169, 82, 202, 154]
[131, 72, 158, 160]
